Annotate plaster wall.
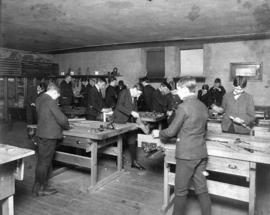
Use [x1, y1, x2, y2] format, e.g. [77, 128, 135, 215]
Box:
[203, 39, 270, 106]
[54, 49, 145, 88]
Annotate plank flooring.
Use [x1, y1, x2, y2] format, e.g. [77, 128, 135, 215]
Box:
[1, 122, 270, 215]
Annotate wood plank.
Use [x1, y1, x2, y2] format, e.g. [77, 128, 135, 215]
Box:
[62, 136, 92, 152]
[88, 169, 125, 192]
[168, 173, 249, 202]
[90, 142, 98, 187]
[207, 156, 250, 177]
[2, 196, 14, 215]
[0, 144, 35, 165]
[249, 162, 256, 215]
[54, 151, 91, 169]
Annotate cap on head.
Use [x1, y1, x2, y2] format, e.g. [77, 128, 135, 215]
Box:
[214, 78, 221, 84]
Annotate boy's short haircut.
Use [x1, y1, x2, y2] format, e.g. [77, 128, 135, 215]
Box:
[47, 82, 60, 93]
[108, 77, 117, 83]
[177, 76, 197, 93]
[233, 76, 247, 88]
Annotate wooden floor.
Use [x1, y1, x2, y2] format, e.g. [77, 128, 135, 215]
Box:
[1, 122, 270, 215]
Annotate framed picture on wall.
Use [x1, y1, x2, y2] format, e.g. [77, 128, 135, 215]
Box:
[230, 62, 263, 81]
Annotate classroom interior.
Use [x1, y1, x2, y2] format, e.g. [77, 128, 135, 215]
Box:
[1, 1, 270, 215]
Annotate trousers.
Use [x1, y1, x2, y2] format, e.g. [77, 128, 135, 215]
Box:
[35, 138, 57, 186]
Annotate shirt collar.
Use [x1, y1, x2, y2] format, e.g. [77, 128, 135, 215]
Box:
[95, 84, 100, 91]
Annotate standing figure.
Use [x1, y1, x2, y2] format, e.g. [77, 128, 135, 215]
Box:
[25, 81, 46, 124]
[59, 74, 74, 106]
[33, 83, 70, 196]
[116, 80, 127, 95]
[209, 78, 226, 107]
[113, 85, 145, 170]
[141, 77, 155, 111]
[212, 76, 255, 134]
[105, 77, 118, 109]
[198, 84, 211, 108]
[152, 76, 211, 215]
[80, 78, 89, 107]
[86, 78, 107, 120]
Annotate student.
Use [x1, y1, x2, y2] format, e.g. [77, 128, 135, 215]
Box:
[79, 78, 89, 106]
[212, 76, 255, 134]
[105, 77, 118, 109]
[113, 84, 145, 170]
[141, 77, 155, 111]
[59, 73, 74, 106]
[152, 82, 169, 113]
[86, 77, 107, 120]
[209, 78, 226, 107]
[198, 84, 211, 108]
[33, 83, 70, 196]
[152, 76, 211, 215]
[25, 81, 46, 124]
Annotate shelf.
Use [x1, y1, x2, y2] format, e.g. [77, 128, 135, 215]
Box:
[48, 74, 121, 79]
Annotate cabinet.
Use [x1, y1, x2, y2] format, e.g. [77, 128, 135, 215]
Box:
[0, 77, 27, 121]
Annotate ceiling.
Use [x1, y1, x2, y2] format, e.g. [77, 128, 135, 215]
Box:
[1, 0, 270, 53]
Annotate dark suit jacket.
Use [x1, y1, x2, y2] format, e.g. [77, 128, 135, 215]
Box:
[160, 95, 208, 160]
[142, 84, 155, 111]
[198, 90, 211, 108]
[105, 85, 118, 109]
[60, 80, 74, 106]
[112, 89, 136, 124]
[221, 91, 255, 134]
[152, 89, 167, 113]
[209, 85, 226, 107]
[86, 85, 104, 119]
[36, 93, 70, 139]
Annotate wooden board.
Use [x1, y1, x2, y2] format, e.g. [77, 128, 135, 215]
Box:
[0, 144, 34, 165]
[65, 121, 138, 140]
[138, 112, 165, 122]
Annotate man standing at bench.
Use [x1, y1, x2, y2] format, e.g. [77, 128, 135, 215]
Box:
[33, 83, 70, 196]
[152, 76, 211, 215]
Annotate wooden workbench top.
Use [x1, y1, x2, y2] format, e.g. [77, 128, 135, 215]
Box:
[64, 120, 138, 140]
[0, 144, 35, 165]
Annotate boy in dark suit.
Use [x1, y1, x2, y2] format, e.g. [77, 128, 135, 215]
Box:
[152, 76, 211, 215]
[34, 83, 70, 196]
[105, 77, 118, 109]
[113, 84, 145, 170]
[141, 77, 155, 111]
[86, 78, 107, 120]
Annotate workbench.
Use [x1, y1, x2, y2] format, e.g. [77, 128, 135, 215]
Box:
[55, 120, 138, 190]
[138, 122, 270, 215]
[0, 144, 34, 215]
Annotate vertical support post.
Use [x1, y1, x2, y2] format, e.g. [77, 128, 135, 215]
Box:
[2, 195, 14, 215]
[249, 162, 256, 215]
[90, 142, 98, 187]
[163, 157, 170, 208]
[117, 136, 123, 171]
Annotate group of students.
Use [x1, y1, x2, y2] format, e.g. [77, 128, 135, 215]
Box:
[31, 73, 255, 215]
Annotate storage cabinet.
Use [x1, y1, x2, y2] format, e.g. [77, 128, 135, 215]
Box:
[0, 77, 27, 121]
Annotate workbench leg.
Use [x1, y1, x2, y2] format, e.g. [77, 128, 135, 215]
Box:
[117, 136, 123, 171]
[163, 161, 170, 210]
[249, 162, 256, 215]
[158, 123, 162, 130]
[2, 195, 14, 215]
[90, 142, 98, 187]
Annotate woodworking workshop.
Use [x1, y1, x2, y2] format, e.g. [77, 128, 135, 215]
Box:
[1, 1, 270, 215]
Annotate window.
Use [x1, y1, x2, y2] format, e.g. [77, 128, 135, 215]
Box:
[180, 49, 203, 76]
[146, 49, 165, 78]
